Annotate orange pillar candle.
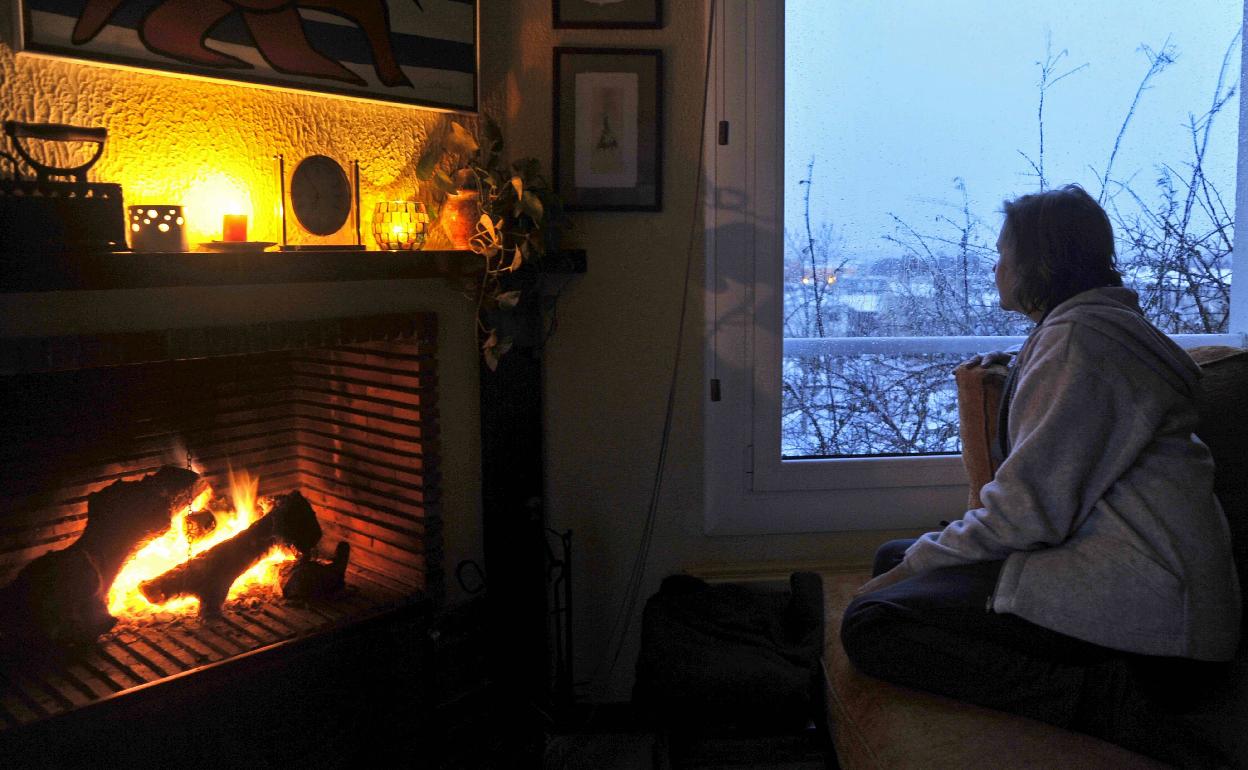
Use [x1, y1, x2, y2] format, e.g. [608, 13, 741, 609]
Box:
[222, 214, 248, 242]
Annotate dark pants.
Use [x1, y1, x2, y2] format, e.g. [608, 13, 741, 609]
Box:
[840, 539, 1229, 767]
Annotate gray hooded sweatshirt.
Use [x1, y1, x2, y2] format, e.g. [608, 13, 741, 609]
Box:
[903, 287, 1241, 661]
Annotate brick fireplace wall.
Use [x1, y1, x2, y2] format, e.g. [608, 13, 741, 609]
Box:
[0, 312, 443, 599]
[0, 276, 484, 607]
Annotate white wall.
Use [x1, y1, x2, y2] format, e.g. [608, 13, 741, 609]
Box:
[482, 0, 923, 700]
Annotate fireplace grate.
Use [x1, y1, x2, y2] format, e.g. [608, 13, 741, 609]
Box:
[0, 569, 406, 730]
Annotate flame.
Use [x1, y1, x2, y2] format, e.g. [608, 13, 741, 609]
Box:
[106, 470, 298, 619]
[180, 172, 254, 242]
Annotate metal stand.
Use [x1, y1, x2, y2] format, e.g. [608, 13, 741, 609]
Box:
[546, 528, 574, 708]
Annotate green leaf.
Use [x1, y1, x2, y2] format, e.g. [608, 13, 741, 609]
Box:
[447, 121, 479, 156]
[452, 167, 476, 189]
[520, 191, 544, 222]
[415, 141, 443, 181]
[433, 169, 457, 194]
[470, 214, 503, 259]
[497, 290, 521, 310]
[513, 157, 541, 181]
[483, 116, 504, 157]
[525, 232, 546, 258]
[482, 330, 513, 371]
[482, 330, 500, 371]
[478, 214, 497, 240]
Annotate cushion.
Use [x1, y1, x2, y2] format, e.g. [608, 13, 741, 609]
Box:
[953, 362, 1008, 509]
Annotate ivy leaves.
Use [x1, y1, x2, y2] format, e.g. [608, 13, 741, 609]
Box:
[415, 116, 569, 370]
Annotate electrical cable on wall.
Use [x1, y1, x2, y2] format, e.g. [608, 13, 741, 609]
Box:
[592, 0, 720, 698]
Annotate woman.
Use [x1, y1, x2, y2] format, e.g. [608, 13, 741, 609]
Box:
[840, 184, 1241, 763]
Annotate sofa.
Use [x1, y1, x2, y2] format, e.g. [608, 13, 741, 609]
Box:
[821, 345, 1248, 769]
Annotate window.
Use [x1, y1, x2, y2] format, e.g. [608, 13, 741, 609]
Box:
[705, 0, 1247, 535]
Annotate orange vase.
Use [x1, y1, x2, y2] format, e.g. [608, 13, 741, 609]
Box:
[440, 191, 480, 250]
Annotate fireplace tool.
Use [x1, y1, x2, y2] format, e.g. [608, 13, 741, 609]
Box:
[0, 120, 127, 255]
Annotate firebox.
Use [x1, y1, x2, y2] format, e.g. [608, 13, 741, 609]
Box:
[0, 312, 441, 759]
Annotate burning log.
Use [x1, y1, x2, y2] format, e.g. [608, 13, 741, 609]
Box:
[281, 541, 350, 599]
[139, 491, 322, 616]
[183, 508, 218, 543]
[0, 466, 206, 646]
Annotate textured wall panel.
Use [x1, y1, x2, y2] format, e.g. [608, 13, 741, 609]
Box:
[0, 37, 466, 249]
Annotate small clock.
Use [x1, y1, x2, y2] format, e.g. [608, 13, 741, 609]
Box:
[290, 154, 353, 236]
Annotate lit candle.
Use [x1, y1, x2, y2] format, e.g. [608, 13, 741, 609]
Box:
[222, 214, 248, 242]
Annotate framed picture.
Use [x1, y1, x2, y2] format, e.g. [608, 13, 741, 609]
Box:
[553, 0, 662, 29]
[553, 47, 663, 212]
[15, 0, 479, 111]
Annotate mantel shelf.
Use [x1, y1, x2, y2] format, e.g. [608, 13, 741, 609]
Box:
[0, 249, 587, 293]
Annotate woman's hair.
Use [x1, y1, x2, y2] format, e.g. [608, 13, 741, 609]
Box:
[1001, 184, 1122, 314]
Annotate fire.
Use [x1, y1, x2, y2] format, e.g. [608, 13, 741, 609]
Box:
[106, 470, 298, 618]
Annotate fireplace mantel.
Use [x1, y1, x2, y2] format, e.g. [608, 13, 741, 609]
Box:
[0, 249, 587, 293]
[0, 249, 585, 344]
[0, 249, 477, 293]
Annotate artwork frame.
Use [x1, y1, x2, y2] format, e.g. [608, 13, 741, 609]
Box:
[14, 0, 480, 112]
[553, 0, 662, 30]
[553, 47, 663, 212]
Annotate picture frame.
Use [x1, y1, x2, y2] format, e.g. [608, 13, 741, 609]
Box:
[14, 0, 479, 112]
[553, 0, 662, 30]
[553, 47, 663, 212]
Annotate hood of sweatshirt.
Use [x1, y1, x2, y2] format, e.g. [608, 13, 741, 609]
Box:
[1035, 286, 1201, 398]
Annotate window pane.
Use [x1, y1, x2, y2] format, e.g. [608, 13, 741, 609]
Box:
[783, 352, 962, 458]
[783, 0, 1241, 458]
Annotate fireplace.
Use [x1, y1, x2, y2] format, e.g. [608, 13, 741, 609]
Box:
[0, 311, 443, 762]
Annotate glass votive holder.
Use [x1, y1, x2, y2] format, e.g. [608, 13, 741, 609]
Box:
[372, 201, 430, 251]
[129, 205, 188, 252]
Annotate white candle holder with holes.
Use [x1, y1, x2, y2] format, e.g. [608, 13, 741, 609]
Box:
[128, 205, 188, 252]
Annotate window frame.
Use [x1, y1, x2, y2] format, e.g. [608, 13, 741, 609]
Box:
[703, 0, 1248, 536]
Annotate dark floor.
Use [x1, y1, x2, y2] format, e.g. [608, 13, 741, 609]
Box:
[434, 576, 839, 768]
[539, 702, 837, 770]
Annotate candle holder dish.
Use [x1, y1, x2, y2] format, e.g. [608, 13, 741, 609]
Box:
[197, 241, 277, 252]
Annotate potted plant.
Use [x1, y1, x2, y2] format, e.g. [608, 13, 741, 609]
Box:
[416, 117, 569, 369]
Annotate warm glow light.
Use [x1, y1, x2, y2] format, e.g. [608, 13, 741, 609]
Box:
[106, 470, 298, 618]
[4, 39, 453, 250]
[181, 173, 254, 244]
[372, 200, 429, 250]
[223, 213, 248, 242]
